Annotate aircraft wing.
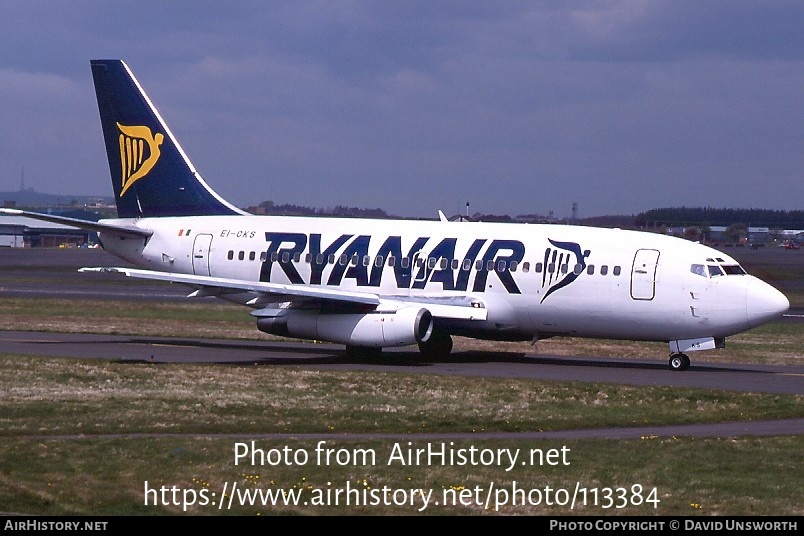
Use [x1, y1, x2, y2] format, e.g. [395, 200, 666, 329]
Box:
[79, 267, 488, 321]
[0, 208, 152, 239]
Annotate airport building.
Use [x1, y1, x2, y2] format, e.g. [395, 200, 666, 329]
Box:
[0, 214, 94, 248]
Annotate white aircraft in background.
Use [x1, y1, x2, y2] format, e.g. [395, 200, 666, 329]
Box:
[1, 60, 790, 371]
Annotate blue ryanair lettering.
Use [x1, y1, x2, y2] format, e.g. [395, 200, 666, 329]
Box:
[328, 235, 371, 286]
[259, 232, 542, 295]
[369, 236, 430, 288]
[455, 239, 487, 291]
[473, 239, 524, 293]
[412, 237, 457, 290]
[260, 232, 306, 284]
[310, 233, 352, 284]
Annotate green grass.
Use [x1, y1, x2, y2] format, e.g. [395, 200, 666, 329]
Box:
[0, 354, 802, 516]
[1, 436, 801, 516]
[2, 355, 801, 436]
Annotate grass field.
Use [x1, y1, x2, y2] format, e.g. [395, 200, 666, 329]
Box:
[1, 353, 801, 516]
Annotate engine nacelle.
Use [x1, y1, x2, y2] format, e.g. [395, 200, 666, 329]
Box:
[257, 307, 433, 348]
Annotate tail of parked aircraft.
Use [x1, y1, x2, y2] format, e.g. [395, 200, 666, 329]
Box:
[90, 59, 246, 218]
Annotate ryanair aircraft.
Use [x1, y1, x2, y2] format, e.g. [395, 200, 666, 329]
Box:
[2, 60, 790, 371]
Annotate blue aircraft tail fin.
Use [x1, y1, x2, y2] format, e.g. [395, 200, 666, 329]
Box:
[90, 59, 246, 218]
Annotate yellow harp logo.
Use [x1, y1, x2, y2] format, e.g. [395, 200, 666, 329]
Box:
[117, 123, 164, 196]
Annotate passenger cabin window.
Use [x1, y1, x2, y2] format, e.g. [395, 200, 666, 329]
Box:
[613, 266, 621, 276]
[227, 250, 234, 260]
[600, 265, 608, 276]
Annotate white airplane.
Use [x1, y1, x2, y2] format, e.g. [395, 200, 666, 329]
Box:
[1, 60, 790, 371]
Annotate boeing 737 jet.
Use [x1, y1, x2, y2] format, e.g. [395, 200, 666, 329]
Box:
[1, 60, 790, 370]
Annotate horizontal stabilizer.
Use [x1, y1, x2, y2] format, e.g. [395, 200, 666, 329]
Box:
[0, 208, 152, 238]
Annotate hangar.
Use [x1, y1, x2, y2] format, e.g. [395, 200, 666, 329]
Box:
[0, 213, 95, 248]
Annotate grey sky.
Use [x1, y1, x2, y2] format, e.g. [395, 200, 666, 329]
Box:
[0, 1, 801, 219]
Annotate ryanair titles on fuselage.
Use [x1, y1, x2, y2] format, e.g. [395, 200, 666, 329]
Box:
[252, 231, 590, 297]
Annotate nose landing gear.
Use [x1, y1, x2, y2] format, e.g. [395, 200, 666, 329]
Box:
[669, 353, 691, 371]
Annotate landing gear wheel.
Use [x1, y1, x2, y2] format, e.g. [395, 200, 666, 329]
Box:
[669, 353, 690, 371]
[418, 331, 453, 361]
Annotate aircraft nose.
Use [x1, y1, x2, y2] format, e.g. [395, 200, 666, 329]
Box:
[746, 279, 789, 328]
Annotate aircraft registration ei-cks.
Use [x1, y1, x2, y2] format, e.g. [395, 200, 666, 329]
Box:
[1, 60, 790, 371]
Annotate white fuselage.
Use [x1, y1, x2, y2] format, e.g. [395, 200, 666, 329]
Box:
[97, 215, 789, 345]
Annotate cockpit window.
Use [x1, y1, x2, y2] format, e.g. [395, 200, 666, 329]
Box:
[722, 264, 747, 275]
[692, 262, 745, 278]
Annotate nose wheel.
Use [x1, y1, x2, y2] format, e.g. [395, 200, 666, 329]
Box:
[669, 353, 690, 371]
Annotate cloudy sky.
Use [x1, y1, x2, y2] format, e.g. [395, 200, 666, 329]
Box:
[0, 1, 801, 219]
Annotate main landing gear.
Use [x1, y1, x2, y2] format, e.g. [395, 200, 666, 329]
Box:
[669, 353, 691, 371]
[418, 331, 453, 361]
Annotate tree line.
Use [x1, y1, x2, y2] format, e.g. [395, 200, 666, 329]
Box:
[636, 207, 804, 229]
